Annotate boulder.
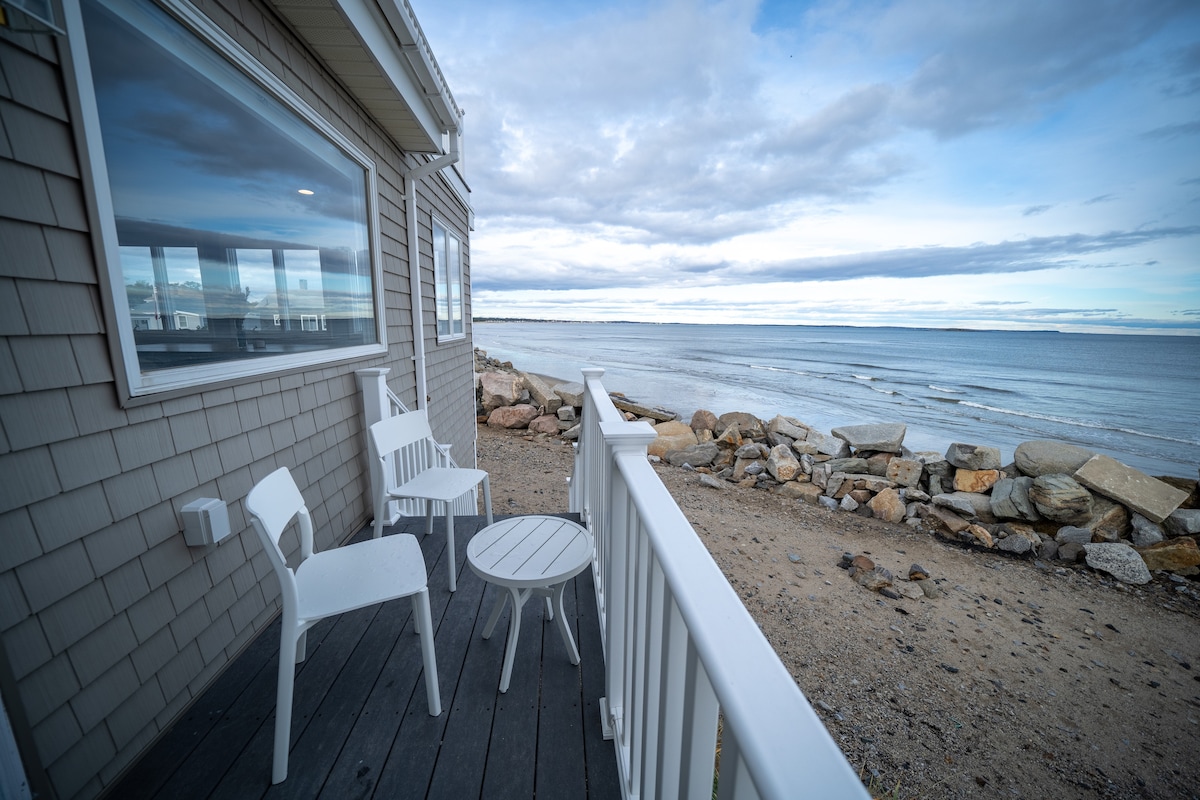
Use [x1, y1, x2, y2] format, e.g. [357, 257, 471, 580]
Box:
[790, 440, 819, 456]
[1055, 526, 1093, 545]
[807, 430, 852, 459]
[885, 458, 923, 488]
[1073, 454, 1187, 524]
[690, 409, 719, 434]
[852, 475, 897, 494]
[933, 491, 995, 521]
[487, 404, 540, 429]
[965, 524, 995, 548]
[557, 405, 576, 422]
[610, 395, 677, 422]
[553, 382, 586, 407]
[1014, 440, 1094, 477]
[954, 469, 1000, 494]
[918, 504, 971, 535]
[479, 371, 523, 412]
[735, 442, 770, 459]
[997, 531, 1035, 555]
[1082, 497, 1129, 543]
[1029, 474, 1093, 525]
[664, 442, 720, 468]
[648, 420, 698, 459]
[766, 444, 802, 482]
[945, 443, 1002, 470]
[824, 457, 868, 475]
[521, 372, 563, 414]
[1165, 509, 1200, 537]
[1137, 538, 1200, 573]
[528, 414, 560, 434]
[789, 482, 826, 505]
[831, 422, 907, 453]
[1130, 514, 1165, 547]
[868, 488, 906, 523]
[768, 415, 812, 441]
[1082, 542, 1152, 585]
[990, 476, 1040, 522]
[715, 425, 743, 448]
[717, 412, 765, 439]
[864, 452, 894, 477]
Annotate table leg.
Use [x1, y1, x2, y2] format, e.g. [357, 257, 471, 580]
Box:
[482, 586, 508, 640]
[499, 586, 524, 693]
[551, 581, 580, 665]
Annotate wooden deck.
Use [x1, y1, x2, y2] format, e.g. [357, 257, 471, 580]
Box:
[109, 515, 621, 800]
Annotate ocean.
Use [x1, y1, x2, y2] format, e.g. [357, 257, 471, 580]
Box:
[473, 321, 1200, 480]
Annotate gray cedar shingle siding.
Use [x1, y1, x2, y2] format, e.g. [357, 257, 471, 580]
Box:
[0, 1, 477, 796]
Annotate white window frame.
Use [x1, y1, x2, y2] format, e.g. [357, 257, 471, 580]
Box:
[63, 0, 388, 400]
[432, 215, 465, 342]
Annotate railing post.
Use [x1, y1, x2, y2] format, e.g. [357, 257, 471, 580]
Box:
[356, 368, 398, 525]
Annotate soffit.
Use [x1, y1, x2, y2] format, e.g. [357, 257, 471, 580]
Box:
[269, 0, 461, 154]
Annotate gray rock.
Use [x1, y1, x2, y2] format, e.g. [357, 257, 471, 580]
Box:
[824, 457, 868, 474]
[1029, 474, 1094, 524]
[932, 491, 994, 521]
[1055, 526, 1093, 545]
[610, 394, 677, 422]
[718, 412, 765, 439]
[1130, 514, 1165, 547]
[698, 474, 726, 490]
[901, 487, 931, 503]
[945, 443, 1002, 470]
[818, 495, 840, 511]
[664, 442, 720, 468]
[997, 533, 1034, 555]
[1013, 440, 1094, 477]
[1057, 541, 1084, 562]
[1038, 539, 1059, 560]
[919, 453, 953, 478]
[479, 371, 524, 412]
[831, 422, 907, 453]
[1073, 454, 1188, 524]
[1083, 542, 1152, 585]
[553, 382, 586, 407]
[766, 444, 802, 482]
[885, 458, 923, 488]
[990, 476, 1040, 522]
[766, 431, 794, 448]
[744, 460, 765, 476]
[1165, 509, 1200, 537]
[690, 409, 719, 433]
[735, 442, 770, 459]
[807, 430, 852, 459]
[839, 494, 859, 512]
[768, 415, 812, 441]
[556, 405, 576, 421]
[521, 372, 564, 414]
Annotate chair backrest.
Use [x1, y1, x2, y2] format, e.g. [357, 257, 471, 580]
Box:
[367, 410, 440, 494]
[246, 467, 315, 604]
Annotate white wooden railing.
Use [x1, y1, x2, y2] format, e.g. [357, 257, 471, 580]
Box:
[357, 368, 477, 524]
[570, 368, 869, 800]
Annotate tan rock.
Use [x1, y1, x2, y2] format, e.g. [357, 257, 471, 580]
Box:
[868, 488, 906, 523]
[690, 409, 719, 433]
[1083, 497, 1129, 542]
[966, 524, 995, 548]
[920, 505, 972, 535]
[954, 469, 1000, 494]
[521, 372, 562, 414]
[648, 420, 698, 459]
[1136, 538, 1200, 572]
[790, 483, 826, 505]
[486, 404, 540, 429]
[766, 444, 801, 482]
[528, 414, 560, 434]
[1074, 454, 1188, 524]
[715, 425, 743, 448]
[479, 371, 523, 412]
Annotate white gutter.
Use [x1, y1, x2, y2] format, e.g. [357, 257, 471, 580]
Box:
[403, 132, 460, 409]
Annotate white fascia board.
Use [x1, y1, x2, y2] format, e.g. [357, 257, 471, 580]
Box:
[334, 0, 445, 151]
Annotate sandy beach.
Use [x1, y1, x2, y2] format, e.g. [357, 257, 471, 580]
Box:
[477, 422, 1200, 799]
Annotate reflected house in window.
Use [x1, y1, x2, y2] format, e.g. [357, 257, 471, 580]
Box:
[0, 0, 479, 796]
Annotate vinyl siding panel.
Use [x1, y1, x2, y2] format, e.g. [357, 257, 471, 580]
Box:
[0, 0, 475, 795]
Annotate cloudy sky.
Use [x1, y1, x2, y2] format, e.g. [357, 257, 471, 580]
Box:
[410, 0, 1200, 334]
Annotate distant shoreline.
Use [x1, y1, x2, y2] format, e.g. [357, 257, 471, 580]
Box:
[475, 318, 1072, 334]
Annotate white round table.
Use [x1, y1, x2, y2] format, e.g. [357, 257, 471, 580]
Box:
[465, 515, 594, 693]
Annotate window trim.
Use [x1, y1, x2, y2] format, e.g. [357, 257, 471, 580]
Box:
[432, 214, 466, 343]
[63, 0, 388, 400]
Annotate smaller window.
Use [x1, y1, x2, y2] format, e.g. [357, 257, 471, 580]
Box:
[433, 218, 465, 340]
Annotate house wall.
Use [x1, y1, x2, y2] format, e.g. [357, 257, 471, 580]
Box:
[0, 2, 476, 797]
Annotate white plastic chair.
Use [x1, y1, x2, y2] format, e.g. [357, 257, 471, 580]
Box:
[367, 410, 493, 592]
[246, 467, 441, 785]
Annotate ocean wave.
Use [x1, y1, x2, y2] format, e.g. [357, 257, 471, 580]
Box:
[852, 374, 877, 381]
[870, 386, 897, 395]
[749, 364, 808, 376]
[962, 384, 1018, 395]
[928, 385, 963, 394]
[958, 402, 1200, 447]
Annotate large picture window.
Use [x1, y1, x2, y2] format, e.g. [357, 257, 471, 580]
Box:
[432, 218, 464, 340]
[75, 0, 384, 394]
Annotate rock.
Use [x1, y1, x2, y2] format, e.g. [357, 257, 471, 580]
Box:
[664, 442, 720, 468]
[561, 423, 581, 441]
[919, 505, 971, 535]
[954, 468, 1001, 494]
[647, 420, 698, 459]
[839, 494, 860, 512]
[1137, 538, 1200, 572]
[557, 405, 576, 422]
[965, 524, 995, 548]
[1083, 497, 1129, 543]
[479, 372, 523, 412]
[528, 414, 560, 434]
[990, 476, 1040, 521]
[1029, 474, 1094, 524]
[521, 372, 563, 414]
[920, 580, 942, 599]
[909, 564, 929, 580]
[1039, 539, 1059, 560]
[744, 461, 765, 476]
[553, 382, 586, 407]
[864, 452, 893, 477]
[766, 444, 802, 482]
[807, 430, 852, 459]
[855, 566, 893, 592]
[852, 475, 897, 494]
[487, 404, 540, 429]
[868, 488, 907, 523]
[1014, 440, 1095, 477]
[1130, 514, 1166, 547]
[736, 442, 770, 459]
[1082, 542, 1152, 585]
[717, 412, 765, 439]
[767, 415, 812, 441]
[715, 424, 743, 448]
[690, 409, 719, 433]
[1073, 454, 1187, 524]
[698, 474, 726, 490]
[945, 443, 1002, 470]
[885, 458, 923, 488]
[897, 582, 925, 600]
[997, 531, 1035, 555]
[901, 487, 930, 503]
[610, 394, 677, 422]
[818, 495, 840, 511]
[849, 554, 875, 572]
[1058, 541, 1084, 562]
[790, 440, 819, 456]
[1165, 509, 1200, 537]
[933, 491, 994, 521]
[791, 483, 826, 505]
[831, 422, 907, 453]
[825, 457, 869, 475]
[1055, 526, 1093, 545]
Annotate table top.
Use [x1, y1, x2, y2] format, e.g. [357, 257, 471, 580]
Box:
[466, 515, 593, 589]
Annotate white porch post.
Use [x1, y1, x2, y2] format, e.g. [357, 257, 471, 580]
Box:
[356, 368, 400, 526]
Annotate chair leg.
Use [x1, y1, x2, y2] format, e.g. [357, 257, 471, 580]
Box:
[424, 502, 434, 537]
[372, 498, 386, 539]
[414, 589, 441, 716]
[272, 628, 299, 784]
[481, 475, 494, 526]
[445, 508, 456, 592]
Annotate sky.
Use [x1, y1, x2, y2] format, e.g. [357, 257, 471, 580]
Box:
[409, 0, 1200, 334]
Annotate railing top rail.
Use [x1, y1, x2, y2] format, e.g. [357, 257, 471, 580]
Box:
[581, 368, 625, 425]
[609, 433, 869, 799]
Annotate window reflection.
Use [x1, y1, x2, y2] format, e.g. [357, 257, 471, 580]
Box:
[83, 0, 379, 374]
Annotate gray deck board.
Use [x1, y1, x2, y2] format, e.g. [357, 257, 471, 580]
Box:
[108, 514, 620, 799]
